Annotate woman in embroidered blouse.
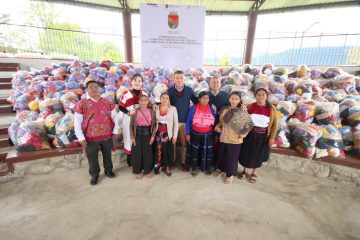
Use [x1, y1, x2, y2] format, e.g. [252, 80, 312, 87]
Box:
[151, 93, 179, 176]
[130, 94, 156, 180]
[118, 73, 147, 167]
[185, 91, 217, 177]
[239, 88, 278, 183]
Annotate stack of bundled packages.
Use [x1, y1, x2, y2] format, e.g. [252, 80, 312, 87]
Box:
[6, 60, 359, 159]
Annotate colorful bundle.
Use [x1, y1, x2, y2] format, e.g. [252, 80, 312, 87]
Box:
[44, 112, 64, 136]
[355, 77, 360, 92]
[14, 90, 41, 112]
[284, 79, 298, 95]
[347, 106, 360, 127]
[314, 102, 341, 127]
[9, 110, 40, 146]
[25, 99, 40, 112]
[315, 125, 345, 158]
[39, 98, 64, 118]
[42, 80, 66, 98]
[353, 126, 360, 155]
[16, 119, 51, 152]
[273, 121, 291, 148]
[323, 89, 346, 103]
[310, 68, 322, 80]
[323, 67, 343, 79]
[340, 126, 353, 151]
[290, 123, 322, 158]
[292, 100, 316, 123]
[339, 98, 358, 118]
[276, 101, 296, 122]
[335, 74, 357, 94]
[60, 92, 79, 112]
[152, 83, 168, 103]
[254, 74, 270, 91]
[54, 112, 80, 148]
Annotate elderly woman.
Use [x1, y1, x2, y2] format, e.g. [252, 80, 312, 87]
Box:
[185, 91, 217, 176]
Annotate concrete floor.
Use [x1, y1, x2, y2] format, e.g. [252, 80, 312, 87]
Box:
[0, 166, 359, 240]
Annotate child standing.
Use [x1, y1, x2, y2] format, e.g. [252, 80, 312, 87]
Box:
[118, 74, 147, 167]
[215, 91, 252, 184]
[130, 94, 156, 180]
[152, 93, 179, 176]
[185, 91, 216, 176]
[239, 88, 278, 183]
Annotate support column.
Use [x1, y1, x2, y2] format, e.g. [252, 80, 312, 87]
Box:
[122, 10, 133, 63]
[243, 11, 258, 64]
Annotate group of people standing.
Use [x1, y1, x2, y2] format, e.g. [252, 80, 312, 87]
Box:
[74, 70, 278, 185]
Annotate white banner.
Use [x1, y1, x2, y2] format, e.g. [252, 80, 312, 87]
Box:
[140, 3, 205, 69]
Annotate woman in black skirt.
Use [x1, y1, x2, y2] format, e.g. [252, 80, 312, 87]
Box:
[215, 91, 252, 184]
[130, 94, 156, 180]
[239, 88, 278, 183]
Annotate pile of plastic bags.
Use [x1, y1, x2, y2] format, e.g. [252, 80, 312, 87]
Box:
[54, 112, 80, 148]
[6, 60, 359, 158]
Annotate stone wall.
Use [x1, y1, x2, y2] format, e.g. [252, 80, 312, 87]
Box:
[1, 150, 359, 186]
[264, 153, 360, 186]
[0, 150, 127, 184]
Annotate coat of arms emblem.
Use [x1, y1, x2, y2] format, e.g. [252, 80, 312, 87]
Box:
[168, 11, 179, 29]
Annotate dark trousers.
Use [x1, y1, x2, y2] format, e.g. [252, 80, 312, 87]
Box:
[131, 127, 154, 174]
[86, 138, 113, 178]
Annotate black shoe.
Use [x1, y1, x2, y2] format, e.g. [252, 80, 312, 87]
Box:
[90, 176, 99, 185]
[105, 171, 115, 178]
[205, 170, 213, 175]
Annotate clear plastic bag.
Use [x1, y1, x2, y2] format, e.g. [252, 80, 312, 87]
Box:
[314, 102, 341, 127]
[44, 112, 64, 136]
[315, 125, 345, 158]
[340, 126, 353, 151]
[292, 100, 316, 123]
[347, 106, 360, 127]
[339, 98, 358, 119]
[60, 92, 79, 112]
[54, 112, 80, 148]
[273, 121, 291, 148]
[276, 101, 296, 122]
[16, 119, 50, 152]
[290, 123, 322, 158]
[39, 98, 64, 118]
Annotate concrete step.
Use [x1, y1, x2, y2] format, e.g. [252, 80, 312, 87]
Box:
[0, 135, 10, 148]
[0, 104, 14, 114]
[0, 78, 12, 83]
[0, 98, 8, 104]
[0, 82, 12, 90]
[0, 124, 11, 135]
[0, 113, 16, 125]
[0, 72, 15, 78]
[0, 63, 20, 72]
[0, 89, 11, 99]
[0, 160, 9, 176]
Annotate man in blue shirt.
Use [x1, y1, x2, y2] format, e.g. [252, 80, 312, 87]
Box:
[208, 76, 229, 116]
[168, 70, 198, 172]
[208, 76, 229, 170]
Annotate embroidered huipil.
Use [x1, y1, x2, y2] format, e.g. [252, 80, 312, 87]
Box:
[74, 95, 118, 143]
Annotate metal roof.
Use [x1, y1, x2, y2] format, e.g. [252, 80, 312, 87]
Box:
[37, 0, 360, 14]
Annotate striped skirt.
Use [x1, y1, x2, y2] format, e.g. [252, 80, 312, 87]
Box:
[186, 129, 213, 171]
